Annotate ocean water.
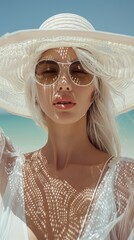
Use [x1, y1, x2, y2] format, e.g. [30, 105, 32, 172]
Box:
[0, 114, 47, 153]
[116, 110, 134, 158]
[0, 110, 134, 158]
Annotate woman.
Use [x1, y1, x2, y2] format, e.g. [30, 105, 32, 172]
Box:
[0, 13, 134, 239]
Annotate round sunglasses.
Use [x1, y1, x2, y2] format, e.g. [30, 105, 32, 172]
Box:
[35, 59, 94, 86]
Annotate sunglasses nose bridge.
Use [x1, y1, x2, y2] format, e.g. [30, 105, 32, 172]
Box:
[58, 62, 72, 82]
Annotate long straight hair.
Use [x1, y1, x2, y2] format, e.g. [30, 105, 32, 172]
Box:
[75, 47, 121, 157]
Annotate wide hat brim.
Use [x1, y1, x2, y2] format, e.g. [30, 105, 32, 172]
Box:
[0, 28, 134, 117]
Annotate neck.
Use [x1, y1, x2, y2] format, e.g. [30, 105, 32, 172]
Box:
[42, 115, 94, 170]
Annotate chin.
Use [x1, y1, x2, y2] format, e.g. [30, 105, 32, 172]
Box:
[48, 112, 86, 125]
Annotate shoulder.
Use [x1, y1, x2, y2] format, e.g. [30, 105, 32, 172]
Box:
[115, 156, 134, 178]
[23, 149, 45, 174]
[108, 156, 134, 177]
[112, 156, 134, 187]
[24, 150, 40, 164]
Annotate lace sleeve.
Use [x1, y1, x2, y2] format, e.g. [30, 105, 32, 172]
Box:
[0, 128, 28, 239]
[0, 128, 18, 161]
[113, 158, 134, 240]
[0, 128, 18, 194]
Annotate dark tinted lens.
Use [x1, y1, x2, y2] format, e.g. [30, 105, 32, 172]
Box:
[69, 61, 93, 85]
[35, 60, 59, 85]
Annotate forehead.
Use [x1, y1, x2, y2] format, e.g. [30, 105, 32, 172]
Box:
[39, 47, 78, 62]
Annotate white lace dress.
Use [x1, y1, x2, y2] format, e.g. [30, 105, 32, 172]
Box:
[0, 128, 134, 240]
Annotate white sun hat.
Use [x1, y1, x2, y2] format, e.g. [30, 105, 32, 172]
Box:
[0, 13, 134, 117]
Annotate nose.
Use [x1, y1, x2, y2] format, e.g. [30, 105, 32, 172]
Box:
[56, 74, 72, 92]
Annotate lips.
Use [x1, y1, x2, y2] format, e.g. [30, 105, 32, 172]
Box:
[53, 97, 76, 110]
[53, 100, 75, 105]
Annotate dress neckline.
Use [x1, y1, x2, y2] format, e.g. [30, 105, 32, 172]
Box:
[77, 155, 116, 238]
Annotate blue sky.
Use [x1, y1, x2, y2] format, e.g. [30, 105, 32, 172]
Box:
[0, 0, 134, 157]
[0, 0, 134, 36]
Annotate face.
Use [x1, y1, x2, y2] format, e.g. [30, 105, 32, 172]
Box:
[35, 47, 95, 125]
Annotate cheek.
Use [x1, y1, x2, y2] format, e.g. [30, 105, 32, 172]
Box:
[77, 87, 94, 107]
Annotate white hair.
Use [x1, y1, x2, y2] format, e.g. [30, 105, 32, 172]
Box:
[75, 47, 121, 157]
[25, 47, 121, 157]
